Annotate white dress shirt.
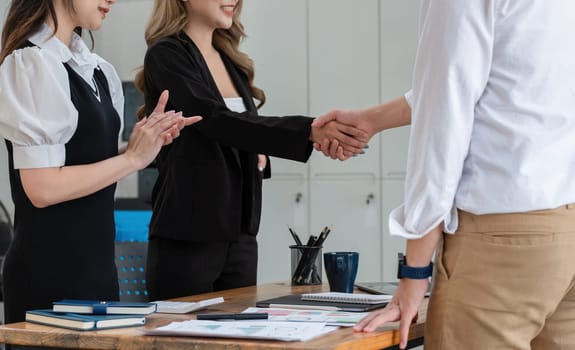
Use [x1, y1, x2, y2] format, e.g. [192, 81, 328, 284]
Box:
[0, 24, 124, 169]
[390, 0, 575, 239]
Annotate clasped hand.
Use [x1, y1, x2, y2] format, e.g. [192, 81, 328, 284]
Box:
[311, 109, 376, 161]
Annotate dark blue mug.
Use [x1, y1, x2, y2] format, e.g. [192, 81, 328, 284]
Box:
[323, 252, 359, 293]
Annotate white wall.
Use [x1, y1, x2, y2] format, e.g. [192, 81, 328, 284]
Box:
[0, 0, 14, 220]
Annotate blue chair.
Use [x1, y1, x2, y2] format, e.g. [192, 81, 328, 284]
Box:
[115, 241, 148, 302]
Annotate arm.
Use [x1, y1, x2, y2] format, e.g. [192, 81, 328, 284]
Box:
[361, 95, 412, 132]
[144, 39, 366, 162]
[20, 92, 201, 208]
[354, 226, 441, 347]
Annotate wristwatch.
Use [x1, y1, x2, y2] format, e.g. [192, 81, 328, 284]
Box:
[397, 253, 433, 279]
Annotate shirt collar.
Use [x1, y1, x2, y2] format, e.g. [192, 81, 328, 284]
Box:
[29, 23, 99, 71]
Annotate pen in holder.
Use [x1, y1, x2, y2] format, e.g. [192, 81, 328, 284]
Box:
[290, 245, 322, 285]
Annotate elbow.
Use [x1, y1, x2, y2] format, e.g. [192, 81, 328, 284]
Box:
[19, 169, 64, 208]
[27, 194, 54, 209]
[23, 187, 58, 208]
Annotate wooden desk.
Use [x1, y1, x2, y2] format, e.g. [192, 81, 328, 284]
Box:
[0, 282, 426, 349]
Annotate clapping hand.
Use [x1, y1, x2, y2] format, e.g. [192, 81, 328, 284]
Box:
[125, 90, 202, 169]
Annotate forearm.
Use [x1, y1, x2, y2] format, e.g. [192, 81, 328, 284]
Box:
[362, 96, 411, 133]
[405, 224, 442, 267]
[20, 153, 139, 208]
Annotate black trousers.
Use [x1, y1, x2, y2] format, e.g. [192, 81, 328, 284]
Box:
[146, 234, 258, 300]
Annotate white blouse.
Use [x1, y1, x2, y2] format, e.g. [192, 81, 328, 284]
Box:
[390, 0, 575, 239]
[0, 24, 124, 169]
[224, 97, 246, 113]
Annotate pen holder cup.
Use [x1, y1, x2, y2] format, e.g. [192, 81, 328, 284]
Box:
[290, 245, 322, 285]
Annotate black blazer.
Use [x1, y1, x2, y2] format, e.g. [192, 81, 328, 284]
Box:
[143, 32, 313, 242]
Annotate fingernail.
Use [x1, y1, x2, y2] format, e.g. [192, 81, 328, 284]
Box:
[360, 150, 365, 155]
[258, 167, 264, 172]
[363, 145, 370, 149]
[175, 111, 183, 116]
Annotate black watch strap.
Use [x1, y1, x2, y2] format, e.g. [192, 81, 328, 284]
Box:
[397, 253, 433, 279]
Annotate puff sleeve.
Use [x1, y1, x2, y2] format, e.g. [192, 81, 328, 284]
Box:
[0, 47, 78, 169]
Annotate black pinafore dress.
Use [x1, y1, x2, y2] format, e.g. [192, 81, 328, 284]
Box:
[2, 60, 121, 324]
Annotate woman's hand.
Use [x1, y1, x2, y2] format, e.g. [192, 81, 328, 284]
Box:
[354, 278, 429, 349]
[309, 120, 368, 159]
[125, 90, 202, 169]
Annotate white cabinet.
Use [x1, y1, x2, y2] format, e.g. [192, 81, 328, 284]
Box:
[241, 0, 421, 285]
[379, 0, 420, 177]
[241, 0, 309, 176]
[381, 178, 407, 281]
[377, 0, 420, 282]
[305, 1, 384, 283]
[379, 0, 421, 101]
[310, 178, 382, 282]
[257, 178, 308, 283]
[241, 0, 311, 283]
[308, 0, 381, 176]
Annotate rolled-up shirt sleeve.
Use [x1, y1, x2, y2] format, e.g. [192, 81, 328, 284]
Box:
[0, 47, 78, 169]
[403, 90, 414, 108]
[390, 0, 494, 239]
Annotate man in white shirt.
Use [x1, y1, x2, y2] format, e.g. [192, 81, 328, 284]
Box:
[313, 1, 575, 349]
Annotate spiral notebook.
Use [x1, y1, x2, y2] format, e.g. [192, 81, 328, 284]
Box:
[256, 294, 389, 312]
[301, 292, 392, 305]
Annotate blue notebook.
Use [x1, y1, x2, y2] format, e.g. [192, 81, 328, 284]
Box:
[53, 299, 156, 315]
[26, 309, 146, 331]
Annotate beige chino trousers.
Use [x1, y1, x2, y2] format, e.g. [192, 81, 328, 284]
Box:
[425, 204, 575, 350]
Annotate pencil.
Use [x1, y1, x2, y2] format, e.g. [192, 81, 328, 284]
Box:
[288, 226, 304, 246]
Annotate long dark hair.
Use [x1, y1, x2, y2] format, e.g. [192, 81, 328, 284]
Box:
[1, 0, 87, 64]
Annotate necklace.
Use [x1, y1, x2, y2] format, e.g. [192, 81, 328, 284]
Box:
[90, 77, 101, 103]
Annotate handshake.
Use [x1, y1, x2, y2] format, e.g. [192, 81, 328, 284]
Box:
[310, 109, 376, 161]
[309, 97, 411, 160]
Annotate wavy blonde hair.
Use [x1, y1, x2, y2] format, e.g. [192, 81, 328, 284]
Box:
[134, 0, 265, 119]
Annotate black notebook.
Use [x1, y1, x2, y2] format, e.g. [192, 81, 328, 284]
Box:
[256, 294, 388, 312]
[355, 281, 431, 297]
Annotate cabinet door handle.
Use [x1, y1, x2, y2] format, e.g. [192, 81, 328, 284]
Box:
[295, 192, 303, 204]
[366, 193, 375, 205]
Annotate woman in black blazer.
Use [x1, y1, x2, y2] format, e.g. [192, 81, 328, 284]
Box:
[135, 0, 368, 299]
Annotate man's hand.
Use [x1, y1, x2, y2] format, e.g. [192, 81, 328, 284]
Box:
[312, 109, 374, 160]
[354, 278, 429, 349]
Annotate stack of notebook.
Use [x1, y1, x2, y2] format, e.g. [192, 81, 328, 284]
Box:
[25, 300, 156, 331]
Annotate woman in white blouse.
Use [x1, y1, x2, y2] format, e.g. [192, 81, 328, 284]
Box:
[0, 0, 201, 328]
